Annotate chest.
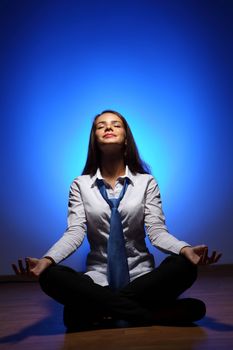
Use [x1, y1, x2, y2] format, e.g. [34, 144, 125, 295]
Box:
[81, 182, 146, 224]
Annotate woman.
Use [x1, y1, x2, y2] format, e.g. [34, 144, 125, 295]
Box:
[13, 110, 221, 330]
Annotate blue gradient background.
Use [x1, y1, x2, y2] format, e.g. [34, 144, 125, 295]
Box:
[1, 0, 233, 274]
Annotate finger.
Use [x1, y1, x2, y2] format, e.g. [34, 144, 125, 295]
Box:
[197, 245, 208, 253]
[214, 252, 222, 263]
[30, 267, 40, 278]
[25, 258, 30, 273]
[188, 252, 201, 265]
[18, 259, 25, 273]
[194, 255, 201, 265]
[207, 251, 216, 264]
[192, 245, 205, 256]
[200, 247, 208, 264]
[12, 263, 20, 275]
[211, 251, 217, 259]
[207, 252, 222, 265]
[27, 257, 38, 266]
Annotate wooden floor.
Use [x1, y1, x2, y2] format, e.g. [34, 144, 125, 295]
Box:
[0, 265, 233, 350]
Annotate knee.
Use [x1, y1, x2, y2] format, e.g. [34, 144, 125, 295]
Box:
[38, 264, 61, 293]
[175, 254, 198, 287]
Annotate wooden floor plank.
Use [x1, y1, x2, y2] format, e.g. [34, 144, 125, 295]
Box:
[0, 265, 233, 350]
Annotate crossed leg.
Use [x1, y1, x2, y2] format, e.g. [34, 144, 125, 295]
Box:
[39, 255, 205, 329]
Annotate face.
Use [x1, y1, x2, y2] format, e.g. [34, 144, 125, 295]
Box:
[94, 113, 127, 150]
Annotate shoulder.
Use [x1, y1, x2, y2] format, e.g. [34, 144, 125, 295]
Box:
[69, 174, 93, 190]
[131, 172, 159, 187]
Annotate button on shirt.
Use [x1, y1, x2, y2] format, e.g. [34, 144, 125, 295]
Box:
[44, 166, 190, 286]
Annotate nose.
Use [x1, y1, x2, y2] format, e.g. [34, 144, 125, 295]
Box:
[105, 124, 113, 131]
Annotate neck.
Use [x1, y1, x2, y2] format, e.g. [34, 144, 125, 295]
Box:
[100, 152, 126, 179]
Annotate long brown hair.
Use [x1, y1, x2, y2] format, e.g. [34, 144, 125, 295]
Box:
[81, 110, 151, 175]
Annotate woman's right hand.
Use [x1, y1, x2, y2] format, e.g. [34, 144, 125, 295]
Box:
[12, 257, 54, 278]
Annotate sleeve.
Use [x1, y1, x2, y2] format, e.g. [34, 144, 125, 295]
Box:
[42, 179, 87, 263]
[144, 177, 190, 254]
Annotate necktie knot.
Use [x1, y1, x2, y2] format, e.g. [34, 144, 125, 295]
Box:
[97, 178, 129, 209]
[109, 198, 118, 209]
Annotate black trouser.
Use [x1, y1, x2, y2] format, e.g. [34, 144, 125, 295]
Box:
[39, 255, 197, 324]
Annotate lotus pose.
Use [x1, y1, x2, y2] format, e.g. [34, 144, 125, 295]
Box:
[13, 110, 221, 330]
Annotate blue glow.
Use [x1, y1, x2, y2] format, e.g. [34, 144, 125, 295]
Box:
[1, 0, 233, 273]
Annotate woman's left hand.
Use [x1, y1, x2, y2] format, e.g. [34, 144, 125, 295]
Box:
[180, 245, 222, 265]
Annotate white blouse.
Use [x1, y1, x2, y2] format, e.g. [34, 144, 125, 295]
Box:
[44, 166, 189, 286]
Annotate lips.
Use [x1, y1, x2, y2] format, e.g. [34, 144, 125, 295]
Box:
[103, 133, 116, 138]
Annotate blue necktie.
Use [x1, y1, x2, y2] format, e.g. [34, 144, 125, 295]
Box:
[97, 178, 130, 291]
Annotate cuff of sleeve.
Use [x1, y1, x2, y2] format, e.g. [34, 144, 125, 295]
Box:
[173, 241, 191, 255]
[43, 256, 56, 264]
[42, 251, 61, 264]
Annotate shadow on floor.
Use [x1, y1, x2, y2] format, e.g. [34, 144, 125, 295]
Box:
[0, 300, 65, 344]
[197, 316, 233, 332]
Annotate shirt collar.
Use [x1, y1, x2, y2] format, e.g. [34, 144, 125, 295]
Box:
[91, 165, 134, 187]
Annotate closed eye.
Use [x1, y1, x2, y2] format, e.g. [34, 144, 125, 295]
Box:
[113, 122, 122, 127]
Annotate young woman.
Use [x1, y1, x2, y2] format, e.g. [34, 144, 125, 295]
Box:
[13, 110, 221, 330]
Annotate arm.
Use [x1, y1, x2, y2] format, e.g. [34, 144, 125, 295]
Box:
[42, 179, 87, 263]
[12, 179, 87, 277]
[144, 177, 222, 265]
[144, 177, 189, 254]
